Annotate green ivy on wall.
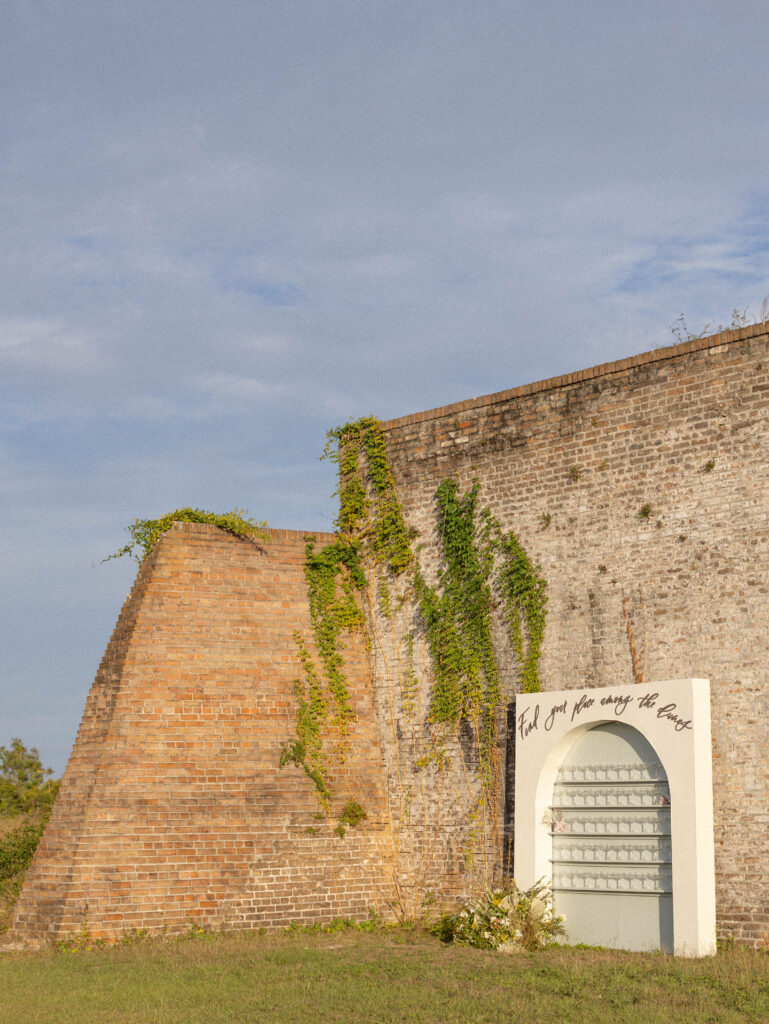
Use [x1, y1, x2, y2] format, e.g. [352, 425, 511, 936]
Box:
[303, 536, 365, 729]
[415, 481, 501, 807]
[417, 481, 500, 726]
[282, 414, 549, 863]
[279, 634, 333, 808]
[415, 477, 548, 824]
[325, 416, 415, 574]
[279, 537, 367, 810]
[280, 418, 416, 826]
[496, 531, 548, 695]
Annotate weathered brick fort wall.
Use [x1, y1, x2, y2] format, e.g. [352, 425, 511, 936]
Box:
[11, 525, 396, 941]
[11, 322, 769, 945]
[381, 323, 769, 944]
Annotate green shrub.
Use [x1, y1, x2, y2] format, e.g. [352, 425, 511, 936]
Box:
[435, 879, 565, 952]
[0, 821, 46, 881]
[1, 739, 60, 930]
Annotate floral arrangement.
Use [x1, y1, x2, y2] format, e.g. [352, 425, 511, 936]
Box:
[437, 878, 565, 952]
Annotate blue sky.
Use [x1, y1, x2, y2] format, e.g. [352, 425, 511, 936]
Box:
[2, 1, 768, 773]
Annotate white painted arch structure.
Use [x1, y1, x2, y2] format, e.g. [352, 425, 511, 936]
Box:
[513, 679, 716, 956]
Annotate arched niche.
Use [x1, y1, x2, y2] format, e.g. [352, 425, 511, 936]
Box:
[550, 722, 673, 952]
[513, 679, 716, 956]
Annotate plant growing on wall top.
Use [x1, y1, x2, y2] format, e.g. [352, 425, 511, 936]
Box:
[105, 507, 268, 563]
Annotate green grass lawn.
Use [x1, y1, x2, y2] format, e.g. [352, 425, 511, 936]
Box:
[2, 929, 769, 1024]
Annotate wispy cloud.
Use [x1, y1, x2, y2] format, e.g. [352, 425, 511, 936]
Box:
[194, 372, 297, 402]
[0, 317, 95, 372]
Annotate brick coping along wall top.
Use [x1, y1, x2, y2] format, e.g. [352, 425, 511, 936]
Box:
[180, 523, 340, 543]
[381, 322, 769, 430]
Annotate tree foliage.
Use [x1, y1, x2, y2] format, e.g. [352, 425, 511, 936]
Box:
[1, 739, 60, 929]
[0, 738, 60, 817]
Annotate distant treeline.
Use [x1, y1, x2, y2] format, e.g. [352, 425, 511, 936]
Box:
[1, 739, 60, 931]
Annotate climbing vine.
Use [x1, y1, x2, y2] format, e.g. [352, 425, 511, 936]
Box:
[280, 537, 365, 809]
[496, 531, 548, 694]
[279, 635, 332, 808]
[283, 414, 548, 885]
[324, 416, 415, 573]
[415, 481, 501, 810]
[106, 507, 267, 563]
[281, 418, 415, 825]
[415, 478, 548, 833]
[303, 536, 365, 730]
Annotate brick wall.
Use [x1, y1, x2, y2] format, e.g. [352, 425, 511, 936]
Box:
[10, 524, 396, 941]
[12, 323, 769, 945]
[380, 323, 769, 944]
